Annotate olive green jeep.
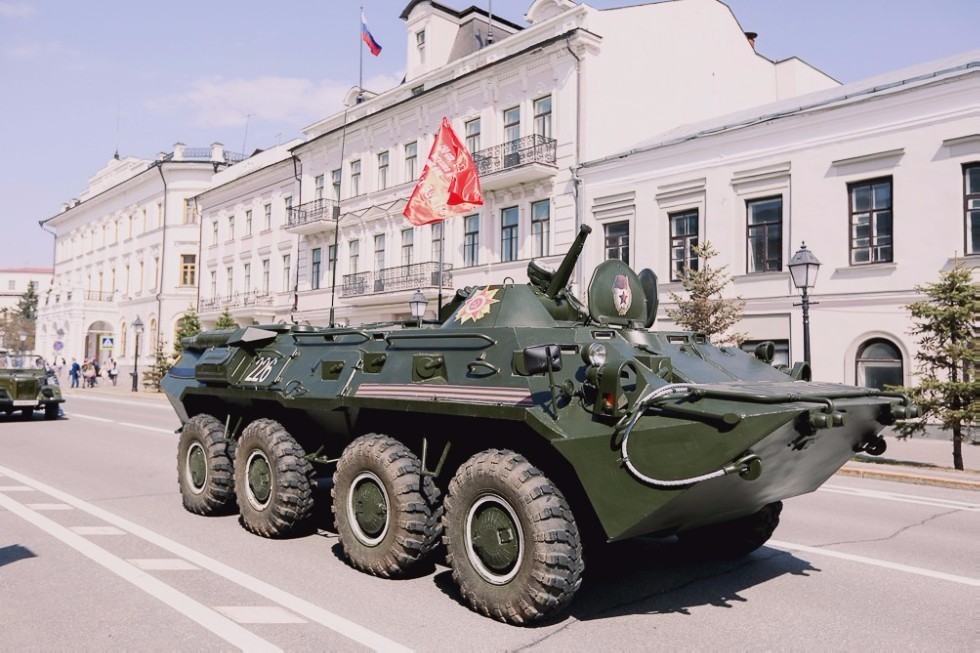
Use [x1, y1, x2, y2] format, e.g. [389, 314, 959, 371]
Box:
[0, 350, 63, 419]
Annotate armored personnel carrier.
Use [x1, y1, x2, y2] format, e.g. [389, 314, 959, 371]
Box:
[162, 225, 915, 625]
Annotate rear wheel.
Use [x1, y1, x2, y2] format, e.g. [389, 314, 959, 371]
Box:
[332, 433, 442, 577]
[234, 419, 314, 538]
[177, 414, 236, 515]
[44, 404, 59, 420]
[678, 501, 783, 559]
[443, 449, 584, 625]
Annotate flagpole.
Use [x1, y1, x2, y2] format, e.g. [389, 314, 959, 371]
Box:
[358, 6, 363, 102]
[438, 224, 444, 317]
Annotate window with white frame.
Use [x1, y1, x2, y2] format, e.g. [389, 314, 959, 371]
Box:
[225, 266, 233, 298]
[669, 209, 699, 280]
[210, 270, 217, 298]
[533, 96, 552, 139]
[349, 240, 360, 274]
[965, 163, 979, 255]
[746, 196, 782, 273]
[465, 118, 481, 154]
[311, 248, 321, 290]
[501, 207, 519, 262]
[263, 203, 272, 231]
[282, 254, 291, 292]
[378, 151, 389, 190]
[327, 244, 337, 277]
[464, 215, 479, 267]
[245, 209, 252, 236]
[504, 107, 520, 145]
[431, 222, 443, 261]
[405, 142, 417, 183]
[331, 169, 341, 201]
[351, 160, 362, 196]
[227, 215, 235, 241]
[401, 228, 414, 266]
[243, 262, 251, 291]
[531, 200, 550, 257]
[604, 221, 629, 264]
[374, 234, 385, 271]
[848, 177, 892, 264]
[261, 259, 270, 294]
[211, 220, 218, 246]
[315, 174, 325, 201]
[180, 254, 196, 286]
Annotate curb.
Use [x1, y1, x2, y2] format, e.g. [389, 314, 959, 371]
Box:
[836, 465, 980, 491]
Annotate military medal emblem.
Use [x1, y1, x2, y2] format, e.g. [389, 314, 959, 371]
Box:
[612, 274, 632, 316]
[456, 287, 500, 324]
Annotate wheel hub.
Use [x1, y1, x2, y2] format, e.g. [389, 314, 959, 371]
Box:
[466, 494, 523, 584]
[349, 471, 389, 546]
[245, 450, 272, 509]
[185, 442, 208, 494]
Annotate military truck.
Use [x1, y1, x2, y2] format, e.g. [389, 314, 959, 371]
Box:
[162, 225, 915, 624]
[0, 350, 63, 419]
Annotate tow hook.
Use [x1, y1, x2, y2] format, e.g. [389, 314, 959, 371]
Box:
[863, 436, 887, 456]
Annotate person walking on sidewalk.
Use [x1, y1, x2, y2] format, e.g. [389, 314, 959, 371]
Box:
[69, 358, 80, 388]
[106, 358, 118, 386]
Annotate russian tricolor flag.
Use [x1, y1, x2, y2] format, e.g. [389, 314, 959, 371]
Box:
[361, 11, 382, 56]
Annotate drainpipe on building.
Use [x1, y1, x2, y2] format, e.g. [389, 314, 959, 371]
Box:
[291, 155, 303, 320]
[155, 163, 168, 354]
[39, 220, 58, 355]
[565, 36, 584, 292]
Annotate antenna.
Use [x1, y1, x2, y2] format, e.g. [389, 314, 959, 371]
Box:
[241, 113, 251, 155]
[114, 101, 120, 159]
[487, 0, 494, 45]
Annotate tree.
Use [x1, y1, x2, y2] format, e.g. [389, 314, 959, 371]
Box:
[142, 339, 173, 392]
[895, 259, 977, 470]
[214, 308, 238, 330]
[173, 306, 202, 357]
[665, 241, 747, 345]
[17, 281, 39, 320]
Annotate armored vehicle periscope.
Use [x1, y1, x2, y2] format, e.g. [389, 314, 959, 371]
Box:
[162, 225, 916, 625]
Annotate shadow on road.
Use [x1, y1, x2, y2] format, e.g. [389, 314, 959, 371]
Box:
[0, 544, 37, 568]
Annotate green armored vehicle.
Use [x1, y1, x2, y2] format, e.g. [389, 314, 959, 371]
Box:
[162, 225, 915, 624]
[0, 350, 63, 419]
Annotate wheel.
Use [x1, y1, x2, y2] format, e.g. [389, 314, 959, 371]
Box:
[332, 433, 442, 577]
[443, 449, 584, 625]
[177, 414, 237, 515]
[234, 419, 314, 538]
[44, 404, 59, 420]
[20, 408, 33, 419]
[678, 501, 783, 559]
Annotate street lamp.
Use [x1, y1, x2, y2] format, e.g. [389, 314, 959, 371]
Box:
[18, 329, 27, 353]
[131, 316, 144, 392]
[409, 289, 428, 328]
[787, 242, 821, 366]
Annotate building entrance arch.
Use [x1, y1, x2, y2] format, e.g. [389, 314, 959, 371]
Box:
[86, 320, 114, 363]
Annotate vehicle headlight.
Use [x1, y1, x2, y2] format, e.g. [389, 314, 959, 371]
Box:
[582, 343, 607, 367]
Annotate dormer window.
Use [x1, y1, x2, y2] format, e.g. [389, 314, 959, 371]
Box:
[416, 30, 426, 48]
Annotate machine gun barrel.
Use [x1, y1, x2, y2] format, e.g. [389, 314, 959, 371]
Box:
[545, 224, 592, 298]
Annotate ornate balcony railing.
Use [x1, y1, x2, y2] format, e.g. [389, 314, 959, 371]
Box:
[84, 290, 113, 302]
[198, 291, 273, 313]
[341, 261, 453, 298]
[286, 198, 340, 230]
[472, 134, 557, 176]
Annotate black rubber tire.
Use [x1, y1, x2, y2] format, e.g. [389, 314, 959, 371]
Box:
[332, 433, 442, 577]
[678, 501, 783, 559]
[177, 414, 237, 516]
[20, 408, 33, 419]
[44, 404, 59, 420]
[234, 418, 315, 538]
[443, 449, 584, 625]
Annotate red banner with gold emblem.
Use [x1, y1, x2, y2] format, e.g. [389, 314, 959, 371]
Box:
[403, 117, 483, 226]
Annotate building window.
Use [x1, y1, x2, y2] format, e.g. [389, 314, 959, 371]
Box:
[326, 244, 337, 280]
[315, 174, 325, 201]
[669, 209, 699, 281]
[211, 220, 219, 246]
[432, 222, 443, 261]
[464, 215, 479, 267]
[401, 228, 414, 266]
[965, 163, 980, 255]
[261, 259, 270, 294]
[349, 240, 360, 274]
[405, 142, 417, 182]
[531, 200, 550, 257]
[245, 209, 253, 236]
[183, 199, 196, 224]
[533, 96, 552, 139]
[311, 248, 321, 290]
[604, 221, 629, 264]
[503, 106, 520, 145]
[351, 160, 362, 196]
[501, 207, 519, 262]
[180, 254, 196, 286]
[374, 234, 385, 271]
[377, 151, 389, 190]
[227, 215, 235, 241]
[416, 30, 425, 48]
[243, 262, 251, 291]
[465, 118, 481, 154]
[746, 196, 783, 273]
[210, 271, 217, 298]
[7, 280, 14, 291]
[284, 196, 293, 213]
[225, 266, 233, 298]
[856, 338, 903, 390]
[263, 203, 272, 231]
[282, 254, 291, 292]
[849, 177, 893, 264]
[331, 169, 341, 201]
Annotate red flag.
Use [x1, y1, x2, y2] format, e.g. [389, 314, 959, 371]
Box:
[403, 117, 483, 227]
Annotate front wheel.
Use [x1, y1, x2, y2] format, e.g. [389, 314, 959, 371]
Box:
[44, 404, 59, 420]
[678, 501, 783, 559]
[332, 434, 442, 577]
[234, 419, 315, 538]
[177, 414, 237, 515]
[443, 449, 584, 625]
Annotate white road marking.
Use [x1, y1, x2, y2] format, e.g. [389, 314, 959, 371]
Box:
[769, 540, 980, 587]
[0, 490, 281, 652]
[819, 484, 980, 511]
[128, 558, 200, 571]
[26, 503, 73, 511]
[0, 485, 34, 492]
[69, 413, 175, 435]
[0, 464, 412, 652]
[71, 413, 114, 423]
[216, 606, 307, 624]
[71, 526, 127, 535]
[62, 394, 173, 411]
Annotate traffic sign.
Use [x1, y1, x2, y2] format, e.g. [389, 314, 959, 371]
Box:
[101, 336, 114, 349]
[53, 341, 64, 351]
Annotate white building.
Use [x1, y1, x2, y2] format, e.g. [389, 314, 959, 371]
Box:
[194, 140, 303, 329]
[579, 51, 980, 387]
[284, 0, 836, 325]
[0, 268, 52, 315]
[36, 143, 243, 369]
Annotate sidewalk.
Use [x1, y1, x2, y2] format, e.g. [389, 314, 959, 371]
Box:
[57, 378, 979, 491]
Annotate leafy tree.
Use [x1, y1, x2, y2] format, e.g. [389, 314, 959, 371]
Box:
[0, 313, 35, 353]
[17, 281, 39, 320]
[895, 259, 977, 470]
[173, 305, 202, 356]
[142, 339, 173, 392]
[214, 308, 238, 330]
[665, 241, 747, 345]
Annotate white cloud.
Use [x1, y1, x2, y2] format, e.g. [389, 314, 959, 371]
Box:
[0, 2, 36, 18]
[150, 73, 404, 130]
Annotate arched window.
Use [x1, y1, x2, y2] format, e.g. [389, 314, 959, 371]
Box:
[856, 338, 903, 390]
[120, 321, 127, 358]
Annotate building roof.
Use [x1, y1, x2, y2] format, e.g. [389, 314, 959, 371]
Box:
[0, 267, 53, 275]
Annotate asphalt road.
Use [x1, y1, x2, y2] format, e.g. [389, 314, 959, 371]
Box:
[1, 394, 976, 651]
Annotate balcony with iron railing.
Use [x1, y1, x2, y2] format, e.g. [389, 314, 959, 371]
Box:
[198, 290, 275, 314]
[340, 261, 453, 298]
[284, 198, 340, 235]
[472, 134, 557, 191]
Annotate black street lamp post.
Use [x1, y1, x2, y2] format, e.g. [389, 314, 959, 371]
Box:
[409, 289, 428, 328]
[788, 243, 821, 367]
[131, 316, 144, 392]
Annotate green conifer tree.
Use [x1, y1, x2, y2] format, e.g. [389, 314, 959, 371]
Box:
[665, 241, 747, 345]
[173, 306, 202, 357]
[214, 309, 238, 330]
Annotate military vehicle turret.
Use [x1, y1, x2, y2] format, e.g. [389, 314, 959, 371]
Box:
[162, 225, 916, 625]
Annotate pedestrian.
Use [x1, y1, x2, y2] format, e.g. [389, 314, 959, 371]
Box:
[69, 358, 80, 388]
[56, 357, 65, 382]
[107, 358, 118, 386]
[83, 361, 96, 388]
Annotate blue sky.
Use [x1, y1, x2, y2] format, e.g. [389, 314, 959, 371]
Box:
[2, 0, 977, 269]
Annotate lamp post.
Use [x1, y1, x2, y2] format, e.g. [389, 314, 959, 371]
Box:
[18, 330, 27, 356]
[409, 289, 428, 328]
[131, 316, 144, 392]
[787, 242, 821, 366]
